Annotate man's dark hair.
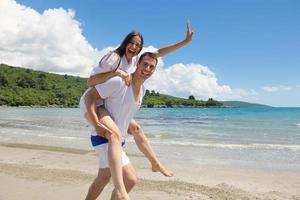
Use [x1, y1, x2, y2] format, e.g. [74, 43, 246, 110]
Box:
[114, 31, 144, 57]
[138, 52, 158, 65]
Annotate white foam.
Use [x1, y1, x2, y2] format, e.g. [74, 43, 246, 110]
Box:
[151, 140, 300, 151]
[35, 134, 84, 140]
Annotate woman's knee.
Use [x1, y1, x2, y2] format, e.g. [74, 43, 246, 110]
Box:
[128, 121, 142, 136]
[108, 131, 121, 144]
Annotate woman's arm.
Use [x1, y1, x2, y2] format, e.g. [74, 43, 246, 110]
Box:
[87, 52, 131, 87]
[87, 68, 130, 87]
[154, 21, 194, 58]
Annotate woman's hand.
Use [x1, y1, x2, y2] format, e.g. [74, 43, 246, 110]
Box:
[123, 73, 131, 86]
[117, 69, 131, 86]
[184, 20, 194, 44]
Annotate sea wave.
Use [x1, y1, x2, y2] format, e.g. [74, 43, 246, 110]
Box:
[149, 140, 300, 151]
[32, 133, 85, 140]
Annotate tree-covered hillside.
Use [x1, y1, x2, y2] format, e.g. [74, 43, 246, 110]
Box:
[0, 64, 87, 106]
[0, 64, 222, 107]
[143, 91, 222, 107]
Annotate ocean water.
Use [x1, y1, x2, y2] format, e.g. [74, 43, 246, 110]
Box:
[0, 107, 299, 170]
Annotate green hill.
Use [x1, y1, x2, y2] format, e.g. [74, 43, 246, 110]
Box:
[0, 64, 221, 107]
[143, 92, 222, 107]
[0, 64, 87, 106]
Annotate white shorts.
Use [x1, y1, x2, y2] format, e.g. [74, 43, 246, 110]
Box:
[93, 144, 130, 169]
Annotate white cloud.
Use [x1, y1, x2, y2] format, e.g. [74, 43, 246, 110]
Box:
[0, 0, 103, 77]
[145, 63, 256, 100]
[262, 85, 292, 92]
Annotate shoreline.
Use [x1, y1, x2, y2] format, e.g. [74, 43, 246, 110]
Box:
[0, 104, 267, 109]
[1, 142, 299, 200]
[0, 105, 227, 108]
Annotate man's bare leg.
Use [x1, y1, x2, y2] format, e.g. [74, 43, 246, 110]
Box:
[85, 108, 129, 200]
[85, 168, 111, 200]
[85, 163, 137, 200]
[128, 120, 173, 177]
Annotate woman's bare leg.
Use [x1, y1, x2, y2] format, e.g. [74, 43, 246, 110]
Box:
[128, 119, 173, 177]
[111, 164, 137, 200]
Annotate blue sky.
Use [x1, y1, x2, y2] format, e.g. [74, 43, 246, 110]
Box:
[1, 0, 300, 106]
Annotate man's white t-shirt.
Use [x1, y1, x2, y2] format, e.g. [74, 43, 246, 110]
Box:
[93, 76, 145, 142]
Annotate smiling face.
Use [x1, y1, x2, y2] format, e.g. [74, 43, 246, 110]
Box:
[125, 35, 142, 62]
[135, 54, 157, 81]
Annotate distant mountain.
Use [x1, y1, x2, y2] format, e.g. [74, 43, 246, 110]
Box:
[221, 101, 271, 108]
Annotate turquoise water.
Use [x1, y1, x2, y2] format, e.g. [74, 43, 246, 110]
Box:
[138, 107, 300, 148]
[0, 107, 299, 170]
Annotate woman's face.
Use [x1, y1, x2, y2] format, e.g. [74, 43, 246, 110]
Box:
[125, 35, 142, 61]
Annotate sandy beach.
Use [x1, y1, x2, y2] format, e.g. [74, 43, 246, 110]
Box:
[0, 143, 299, 200]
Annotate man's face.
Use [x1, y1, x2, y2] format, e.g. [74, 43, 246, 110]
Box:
[136, 55, 157, 80]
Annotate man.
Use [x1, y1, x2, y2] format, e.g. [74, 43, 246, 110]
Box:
[84, 52, 171, 200]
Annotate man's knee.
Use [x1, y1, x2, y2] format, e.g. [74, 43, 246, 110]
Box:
[126, 175, 138, 188]
[97, 171, 111, 184]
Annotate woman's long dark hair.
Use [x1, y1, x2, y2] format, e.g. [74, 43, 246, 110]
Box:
[114, 31, 144, 57]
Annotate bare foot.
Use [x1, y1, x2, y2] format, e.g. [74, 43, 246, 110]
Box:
[151, 161, 173, 177]
[114, 190, 130, 200]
